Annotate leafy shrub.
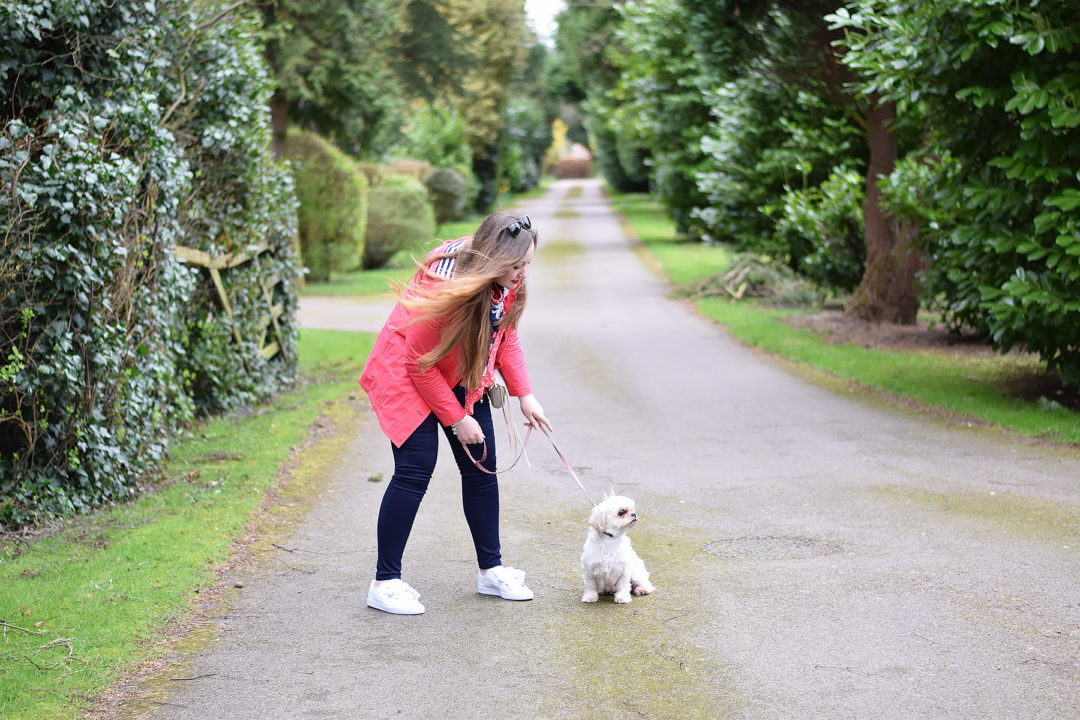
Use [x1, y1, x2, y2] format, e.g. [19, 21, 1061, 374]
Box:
[284, 129, 368, 282]
[0, 1, 299, 527]
[773, 168, 866, 292]
[383, 159, 434, 184]
[363, 175, 436, 269]
[588, 109, 649, 191]
[393, 102, 474, 173]
[426, 166, 468, 224]
[694, 77, 863, 255]
[172, 12, 301, 417]
[498, 99, 551, 192]
[1, 1, 194, 525]
[355, 161, 383, 187]
[832, 1, 1080, 388]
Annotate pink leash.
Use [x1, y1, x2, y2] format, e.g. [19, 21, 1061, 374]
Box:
[461, 421, 596, 507]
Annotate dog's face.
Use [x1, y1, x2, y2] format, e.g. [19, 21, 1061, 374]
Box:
[589, 494, 638, 537]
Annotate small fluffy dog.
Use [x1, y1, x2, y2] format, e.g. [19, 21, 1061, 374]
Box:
[580, 494, 655, 604]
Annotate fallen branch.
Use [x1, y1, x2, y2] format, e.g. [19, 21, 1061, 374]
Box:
[1, 620, 38, 634]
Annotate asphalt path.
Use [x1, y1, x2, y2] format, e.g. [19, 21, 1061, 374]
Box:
[139, 178, 1080, 719]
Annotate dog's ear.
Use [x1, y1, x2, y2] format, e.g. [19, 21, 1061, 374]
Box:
[589, 503, 607, 533]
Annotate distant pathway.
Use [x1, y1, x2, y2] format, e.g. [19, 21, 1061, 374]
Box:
[137, 178, 1080, 720]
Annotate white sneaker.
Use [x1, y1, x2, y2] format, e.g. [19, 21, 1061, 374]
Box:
[477, 566, 534, 601]
[367, 579, 425, 615]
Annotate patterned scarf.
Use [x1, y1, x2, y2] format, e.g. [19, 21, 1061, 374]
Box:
[464, 283, 516, 413]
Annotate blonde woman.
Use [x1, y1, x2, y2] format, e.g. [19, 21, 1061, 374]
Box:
[358, 212, 552, 615]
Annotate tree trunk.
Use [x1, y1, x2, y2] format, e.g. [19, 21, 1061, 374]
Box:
[845, 97, 921, 324]
[269, 88, 288, 158]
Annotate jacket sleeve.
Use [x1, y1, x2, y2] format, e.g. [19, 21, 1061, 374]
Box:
[402, 318, 467, 426]
[495, 328, 532, 397]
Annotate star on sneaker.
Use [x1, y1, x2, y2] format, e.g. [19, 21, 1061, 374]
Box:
[477, 565, 534, 601]
[367, 579, 425, 614]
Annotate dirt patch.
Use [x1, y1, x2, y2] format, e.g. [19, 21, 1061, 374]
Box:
[784, 310, 1080, 412]
[785, 310, 996, 355]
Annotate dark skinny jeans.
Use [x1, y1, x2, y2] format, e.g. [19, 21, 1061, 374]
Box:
[375, 386, 500, 581]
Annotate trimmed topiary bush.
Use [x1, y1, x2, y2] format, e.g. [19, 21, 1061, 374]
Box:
[284, 129, 368, 282]
[425, 166, 468, 224]
[383, 159, 433, 184]
[363, 175, 436, 269]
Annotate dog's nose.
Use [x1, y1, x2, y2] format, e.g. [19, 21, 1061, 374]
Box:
[630, 512, 637, 519]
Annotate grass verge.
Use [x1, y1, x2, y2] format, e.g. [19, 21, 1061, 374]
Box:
[607, 188, 1080, 447]
[0, 329, 373, 720]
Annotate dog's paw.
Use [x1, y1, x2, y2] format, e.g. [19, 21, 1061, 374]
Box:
[614, 592, 632, 604]
[581, 591, 599, 603]
[632, 582, 655, 596]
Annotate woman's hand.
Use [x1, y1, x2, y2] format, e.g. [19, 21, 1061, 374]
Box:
[517, 393, 552, 432]
[453, 415, 485, 445]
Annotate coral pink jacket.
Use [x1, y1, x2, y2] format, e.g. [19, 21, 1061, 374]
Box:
[358, 238, 532, 447]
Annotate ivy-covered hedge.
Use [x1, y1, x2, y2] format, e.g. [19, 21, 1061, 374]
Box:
[0, 1, 299, 527]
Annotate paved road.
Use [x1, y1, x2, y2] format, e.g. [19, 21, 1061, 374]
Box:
[138, 179, 1080, 719]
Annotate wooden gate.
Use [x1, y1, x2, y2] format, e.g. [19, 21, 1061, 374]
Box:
[172, 240, 285, 360]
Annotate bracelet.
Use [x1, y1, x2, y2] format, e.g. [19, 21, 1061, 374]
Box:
[449, 416, 466, 436]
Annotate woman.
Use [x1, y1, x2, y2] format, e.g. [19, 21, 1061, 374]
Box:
[358, 211, 552, 615]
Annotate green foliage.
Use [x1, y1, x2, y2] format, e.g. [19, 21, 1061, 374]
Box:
[363, 175, 436, 270]
[426, 166, 469, 223]
[444, 0, 533, 212]
[1, 0, 195, 526]
[549, 0, 647, 191]
[171, 10, 301, 417]
[498, 99, 552, 192]
[0, 1, 299, 527]
[394, 102, 474, 171]
[695, 77, 862, 255]
[830, 0, 1080, 387]
[284, 129, 368, 283]
[392, 0, 475, 102]
[588, 109, 650, 192]
[772, 167, 866, 291]
[259, 0, 407, 155]
[613, 0, 714, 237]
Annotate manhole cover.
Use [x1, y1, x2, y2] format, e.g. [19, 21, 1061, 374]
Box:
[701, 536, 842, 560]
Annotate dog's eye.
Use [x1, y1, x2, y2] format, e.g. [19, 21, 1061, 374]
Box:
[617, 509, 627, 517]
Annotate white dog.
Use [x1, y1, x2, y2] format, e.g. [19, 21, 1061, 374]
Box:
[580, 494, 655, 604]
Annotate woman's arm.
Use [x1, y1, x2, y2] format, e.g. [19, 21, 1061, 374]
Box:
[402, 318, 467, 427]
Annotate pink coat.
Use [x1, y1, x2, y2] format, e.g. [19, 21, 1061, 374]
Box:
[358, 239, 533, 447]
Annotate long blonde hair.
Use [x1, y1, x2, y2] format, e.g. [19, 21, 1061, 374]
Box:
[399, 211, 538, 390]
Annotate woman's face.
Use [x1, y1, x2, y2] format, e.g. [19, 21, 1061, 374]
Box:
[495, 242, 534, 289]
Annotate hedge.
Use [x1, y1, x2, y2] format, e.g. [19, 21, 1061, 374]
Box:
[0, 0, 299, 527]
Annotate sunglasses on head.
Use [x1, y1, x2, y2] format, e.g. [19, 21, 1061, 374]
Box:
[505, 215, 532, 237]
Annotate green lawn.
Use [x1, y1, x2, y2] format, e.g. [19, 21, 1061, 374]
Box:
[607, 188, 1080, 446]
[0, 329, 373, 720]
